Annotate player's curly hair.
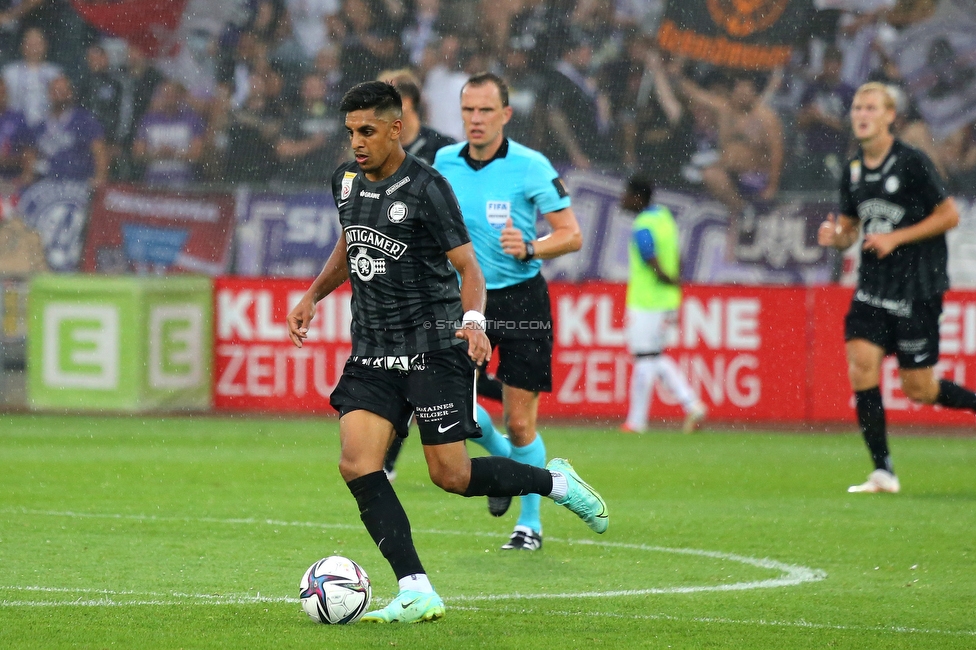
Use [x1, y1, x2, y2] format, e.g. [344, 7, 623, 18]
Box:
[339, 81, 403, 117]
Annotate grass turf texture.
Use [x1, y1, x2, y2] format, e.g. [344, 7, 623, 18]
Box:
[1, 414, 974, 649]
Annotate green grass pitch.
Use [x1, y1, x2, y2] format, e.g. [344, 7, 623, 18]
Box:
[1, 413, 974, 649]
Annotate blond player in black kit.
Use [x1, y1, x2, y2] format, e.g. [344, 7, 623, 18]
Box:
[286, 82, 608, 623]
[819, 82, 976, 494]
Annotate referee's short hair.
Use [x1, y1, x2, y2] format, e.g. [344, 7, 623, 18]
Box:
[463, 72, 509, 108]
[339, 81, 402, 117]
[626, 174, 655, 206]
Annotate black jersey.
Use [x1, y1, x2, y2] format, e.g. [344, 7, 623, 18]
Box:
[331, 153, 470, 357]
[403, 125, 455, 165]
[839, 139, 949, 309]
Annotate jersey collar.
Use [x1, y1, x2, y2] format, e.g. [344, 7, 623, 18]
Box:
[459, 137, 509, 171]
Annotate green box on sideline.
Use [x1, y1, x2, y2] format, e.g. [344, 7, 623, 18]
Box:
[27, 275, 212, 412]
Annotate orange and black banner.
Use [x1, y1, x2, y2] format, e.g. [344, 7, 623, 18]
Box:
[657, 0, 814, 70]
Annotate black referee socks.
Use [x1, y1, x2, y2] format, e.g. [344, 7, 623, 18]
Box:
[854, 387, 893, 473]
[935, 379, 976, 412]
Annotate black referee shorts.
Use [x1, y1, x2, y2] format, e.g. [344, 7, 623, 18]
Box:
[329, 344, 481, 445]
[485, 273, 554, 393]
[844, 296, 943, 369]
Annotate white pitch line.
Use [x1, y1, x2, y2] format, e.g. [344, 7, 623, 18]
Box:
[1, 508, 823, 601]
[2, 588, 974, 638]
[450, 604, 976, 638]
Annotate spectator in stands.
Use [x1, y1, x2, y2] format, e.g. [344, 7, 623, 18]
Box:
[544, 32, 613, 170]
[335, 0, 401, 84]
[274, 72, 344, 185]
[78, 44, 122, 152]
[421, 35, 468, 141]
[281, 0, 340, 63]
[33, 74, 109, 186]
[793, 45, 855, 189]
[401, 0, 442, 67]
[0, 0, 44, 70]
[114, 43, 163, 181]
[1, 27, 60, 127]
[224, 72, 284, 183]
[218, 30, 273, 111]
[499, 42, 547, 149]
[380, 69, 454, 164]
[679, 71, 784, 217]
[0, 77, 35, 185]
[940, 120, 976, 194]
[310, 43, 344, 105]
[131, 80, 206, 187]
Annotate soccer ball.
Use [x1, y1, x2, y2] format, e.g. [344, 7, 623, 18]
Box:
[299, 556, 372, 624]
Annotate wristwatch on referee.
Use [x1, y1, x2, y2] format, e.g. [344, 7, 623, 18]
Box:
[522, 241, 535, 261]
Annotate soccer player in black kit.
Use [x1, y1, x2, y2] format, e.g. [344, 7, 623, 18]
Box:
[286, 82, 608, 623]
[819, 82, 976, 494]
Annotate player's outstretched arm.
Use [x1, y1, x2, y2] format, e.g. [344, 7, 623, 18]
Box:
[862, 197, 960, 259]
[446, 242, 491, 365]
[818, 213, 860, 251]
[287, 237, 349, 348]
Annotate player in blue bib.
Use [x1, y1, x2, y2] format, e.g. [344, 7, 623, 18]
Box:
[433, 72, 583, 551]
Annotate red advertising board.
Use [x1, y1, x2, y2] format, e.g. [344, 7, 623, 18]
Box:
[82, 183, 235, 275]
[539, 283, 809, 422]
[213, 277, 351, 413]
[211, 278, 976, 426]
[809, 287, 976, 425]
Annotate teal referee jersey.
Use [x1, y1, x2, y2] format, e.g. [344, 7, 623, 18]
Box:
[434, 138, 571, 290]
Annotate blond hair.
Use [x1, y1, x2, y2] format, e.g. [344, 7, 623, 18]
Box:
[853, 82, 897, 112]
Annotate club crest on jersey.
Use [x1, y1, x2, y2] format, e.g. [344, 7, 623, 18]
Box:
[884, 176, 900, 194]
[486, 201, 510, 231]
[850, 160, 861, 184]
[341, 171, 356, 200]
[388, 201, 407, 223]
[350, 247, 387, 281]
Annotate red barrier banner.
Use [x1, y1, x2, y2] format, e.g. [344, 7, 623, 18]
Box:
[213, 277, 351, 413]
[82, 184, 235, 275]
[211, 278, 976, 426]
[809, 287, 976, 425]
[539, 282, 809, 422]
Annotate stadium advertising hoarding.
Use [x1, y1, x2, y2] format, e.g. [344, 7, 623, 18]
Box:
[810, 287, 976, 425]
[556, 171, 837, 286]
[81, 183, 235, 275]
[212, 278, 976, 425]
[538, 282, 809, 422]
[212, 277, 351, 412]
[233, 189, 342, 278]
[27, 275, 212, 412]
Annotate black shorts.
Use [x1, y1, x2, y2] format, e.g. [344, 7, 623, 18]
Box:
[329, 345, 481, 445]
[844, 296, 943, 369]
[485, 274, 553, 393]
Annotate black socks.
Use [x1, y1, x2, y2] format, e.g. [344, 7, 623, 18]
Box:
[463, 456, 553, 498]
[346, 471, 424, 580]
[935, 379, 976, 412]
[854, 387, 892, 473]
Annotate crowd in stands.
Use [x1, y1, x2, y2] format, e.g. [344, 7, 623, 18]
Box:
[0, 0, 974, 206]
